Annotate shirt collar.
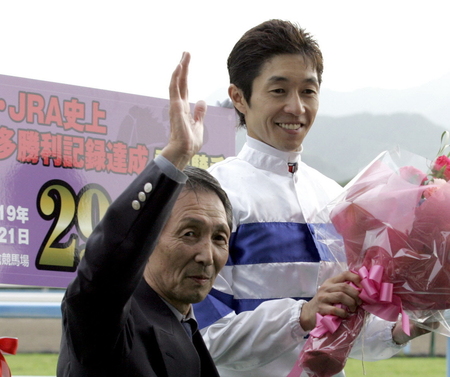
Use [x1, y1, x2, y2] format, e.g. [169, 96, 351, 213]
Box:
[161, 298, 196, 322]
[239, 136, 303, 175]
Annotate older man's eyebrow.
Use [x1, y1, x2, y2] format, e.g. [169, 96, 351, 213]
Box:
[177, 218, 204, 230]
[179, 217, 229, 231]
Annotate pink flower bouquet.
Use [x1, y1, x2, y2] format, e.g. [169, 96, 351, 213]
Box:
[289, 140, 450, 377]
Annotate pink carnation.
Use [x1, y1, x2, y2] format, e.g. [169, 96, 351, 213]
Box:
[423, 178, 447, 199]
[432, 155, 450, 180]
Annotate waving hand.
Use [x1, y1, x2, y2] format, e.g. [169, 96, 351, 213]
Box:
[161, 52, 207, 170]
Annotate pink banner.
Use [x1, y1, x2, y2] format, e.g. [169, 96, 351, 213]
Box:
[0, 74, 236, 288]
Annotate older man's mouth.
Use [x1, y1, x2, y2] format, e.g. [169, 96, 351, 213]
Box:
[189, 275, 211, 285]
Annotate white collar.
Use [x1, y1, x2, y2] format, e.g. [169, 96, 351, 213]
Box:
[239, 136, 303, 175]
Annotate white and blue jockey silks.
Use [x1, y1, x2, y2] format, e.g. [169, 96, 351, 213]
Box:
[193, 136, 404, 377]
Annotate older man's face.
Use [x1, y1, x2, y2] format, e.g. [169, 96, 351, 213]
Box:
[144, 189, 230, 315]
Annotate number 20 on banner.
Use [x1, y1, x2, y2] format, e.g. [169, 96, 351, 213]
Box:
[36, 180, 111, 272]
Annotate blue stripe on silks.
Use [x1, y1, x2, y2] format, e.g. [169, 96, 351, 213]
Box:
[195, 223, 321, 327]
[195, 292, 315, 328]
[194, 290, 233, 329]
[227, 222, 320, 266]
[308, 222, 346, 262]
[195, 288, 314, 328]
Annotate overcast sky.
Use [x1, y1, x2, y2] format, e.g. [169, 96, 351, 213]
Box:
[2, 0, 449, 105]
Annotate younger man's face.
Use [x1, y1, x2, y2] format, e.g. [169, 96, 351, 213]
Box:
[230, 53, 320, 152]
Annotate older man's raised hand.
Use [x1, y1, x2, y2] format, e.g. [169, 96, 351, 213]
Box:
[161, 52, 207, 171]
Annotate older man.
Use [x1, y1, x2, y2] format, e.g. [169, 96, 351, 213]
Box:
[57, 52, 232, 377]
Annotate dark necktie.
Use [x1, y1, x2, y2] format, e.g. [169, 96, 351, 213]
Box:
[181, 319, 197, 340]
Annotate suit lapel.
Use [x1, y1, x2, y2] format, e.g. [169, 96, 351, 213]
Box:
[155, 326, 201, 377]
[192, 332, 220, 377]
[134, 279, 202, 377]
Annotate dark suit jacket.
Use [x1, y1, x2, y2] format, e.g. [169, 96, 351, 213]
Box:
[57, 159, 220, 377]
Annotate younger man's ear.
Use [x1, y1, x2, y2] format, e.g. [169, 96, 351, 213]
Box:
[228, 84, 248, 114]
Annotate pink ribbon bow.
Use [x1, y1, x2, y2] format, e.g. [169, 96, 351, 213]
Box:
[356, 265, 410, 336]
[0, 337, 18, 377]
[310, 265, 409, 338]
[310, 305, 344, 338]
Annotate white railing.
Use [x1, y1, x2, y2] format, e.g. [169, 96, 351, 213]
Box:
[0, 290, 63, 318]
